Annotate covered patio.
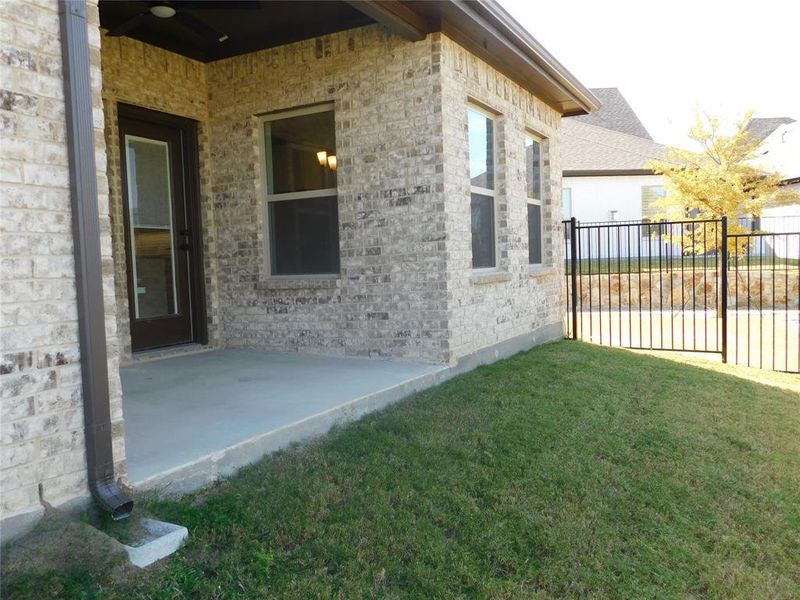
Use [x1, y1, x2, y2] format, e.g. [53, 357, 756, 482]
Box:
[120, 350, 446, 493]
[97, 0, 582, 502]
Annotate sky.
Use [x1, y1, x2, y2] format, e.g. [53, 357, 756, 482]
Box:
[502, 0, 800, 148]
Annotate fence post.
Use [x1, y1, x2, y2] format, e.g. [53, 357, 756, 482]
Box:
[720, 216, 728, 363]
[570, 217, 578, 340]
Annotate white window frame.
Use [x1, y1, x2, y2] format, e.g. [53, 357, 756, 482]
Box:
[259, 103, 339, 279]
[525, 131, 545, 266]
[468, 103, 499, 271]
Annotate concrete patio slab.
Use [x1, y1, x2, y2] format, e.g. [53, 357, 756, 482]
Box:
[120, 349, 446, 494]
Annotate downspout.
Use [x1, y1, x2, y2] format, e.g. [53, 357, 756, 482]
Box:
[59, 0, 133, 520]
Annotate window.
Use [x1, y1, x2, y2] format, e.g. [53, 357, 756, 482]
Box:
[263, 105, 339, 276]
[641, 185, 665, 219]
[469, 107, 496, 268]
[125, 135, 181, 319]
[525, 133, 544, 265]
[641, 185, 666, 239]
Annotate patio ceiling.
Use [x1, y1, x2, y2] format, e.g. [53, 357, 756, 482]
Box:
[98, 0, 375, 62]
[98, 0, 599, 116]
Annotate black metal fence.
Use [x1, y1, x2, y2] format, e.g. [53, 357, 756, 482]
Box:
[564, 216, 800, 373]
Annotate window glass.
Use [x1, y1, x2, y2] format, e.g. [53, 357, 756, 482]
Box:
[125, 136, 177, 318]
[471, 193, 495, 268]
[641, 185, 667, 239]
[468, 109, 494, 190]
[264, 107, 339, 276]
[469, 107, 496, 269]
[265, 111, 337, 194]
[269, 196, 339, 275]
[525, 136, 542, 199]
[641, 185, 665, 219]
[527, 203, 542, 265]
[526, 134, 546, 265]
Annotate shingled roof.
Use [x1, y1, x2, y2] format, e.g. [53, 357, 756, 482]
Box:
[571, 88, 653, 140]
[746, 117, 796, 143]
[561, 120, 668, 175]
[561, 87, 669, 175]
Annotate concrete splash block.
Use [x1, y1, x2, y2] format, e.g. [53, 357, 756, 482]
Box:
[123, 518, 188, 568]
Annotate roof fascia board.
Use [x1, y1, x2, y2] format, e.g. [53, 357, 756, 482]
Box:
[467, 0, 599, 115]
[438, 13, 573, 115]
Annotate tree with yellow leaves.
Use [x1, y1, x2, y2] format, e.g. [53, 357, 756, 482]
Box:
[649, 112, 800, 255]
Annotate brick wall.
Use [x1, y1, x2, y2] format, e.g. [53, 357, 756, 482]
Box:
[440, 36, 566, 360]
[0, 0, 125, 539]
[207, 26, 451, 362]
[98, 27, 566, 365]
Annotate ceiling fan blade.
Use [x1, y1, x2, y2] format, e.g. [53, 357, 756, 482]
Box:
[105, 11, 153, 37]
[174, 11, 228, 43]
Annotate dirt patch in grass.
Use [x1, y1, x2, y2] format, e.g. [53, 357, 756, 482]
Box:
[1, 507, 135, 598]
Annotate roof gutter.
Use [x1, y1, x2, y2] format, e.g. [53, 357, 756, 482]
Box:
[469, 0, 600, 116]
[59, 1, 133, 520]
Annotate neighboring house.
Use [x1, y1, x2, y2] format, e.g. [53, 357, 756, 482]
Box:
[749, 118, 800, 227]
[0, 0, 598, 540]
[747, 118, 800, 258]
[745, 116, 796, 144]
[560, 88, 667, 224]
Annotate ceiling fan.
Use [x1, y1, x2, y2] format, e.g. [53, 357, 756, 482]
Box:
[105, 1, 260, 43]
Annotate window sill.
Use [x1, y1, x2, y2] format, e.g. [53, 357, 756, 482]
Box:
[528, 266, 556, 280]
[256, 276, 341, 291]
[470, 270, 512, 286]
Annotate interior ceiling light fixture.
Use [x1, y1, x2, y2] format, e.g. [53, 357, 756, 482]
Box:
[105, 1, 259, 43]
[150, 5, 176, 19]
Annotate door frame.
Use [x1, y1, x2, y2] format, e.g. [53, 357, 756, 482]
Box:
[117, 103, 207, 350]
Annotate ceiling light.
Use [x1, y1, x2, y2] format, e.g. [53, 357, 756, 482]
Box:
[150, 5, 176, 19]
[327, 155, 337, 171]
[317, 150, 328, 167]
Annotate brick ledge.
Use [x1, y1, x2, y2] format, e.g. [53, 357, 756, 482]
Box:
[469, 271, 513, 286]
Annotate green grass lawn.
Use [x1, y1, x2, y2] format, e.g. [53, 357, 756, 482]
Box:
[3, 342, 799, 599]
